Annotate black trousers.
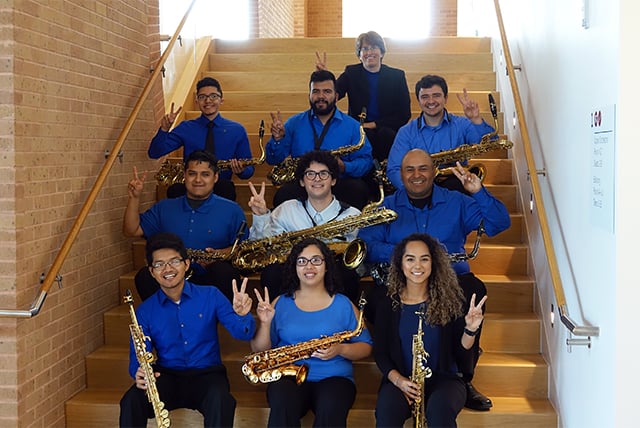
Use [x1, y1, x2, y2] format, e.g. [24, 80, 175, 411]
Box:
[135, 260, 241, 302]
[375, 374, 466, 428]
[261, 262, 360, 305]
[119, 365, 235, 428]
[266, 376, 356, 428]
[365, 126, 397, 163]
[272, 178, 370, 211]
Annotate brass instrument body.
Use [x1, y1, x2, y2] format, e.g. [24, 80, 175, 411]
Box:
[124, 290, 171, 428]
[241, 296, 367, 384]
[411, 311, 433, 428]
[155, 120, 266, 186]
[267, 120, 367, 186]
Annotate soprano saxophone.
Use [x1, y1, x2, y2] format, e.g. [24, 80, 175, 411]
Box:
[241, 294, 367, 384]
[155, 120, 266, 186]
[124, 289, 171, 428]
[411, 308, 433, 428]
[267, 109, 368, 185]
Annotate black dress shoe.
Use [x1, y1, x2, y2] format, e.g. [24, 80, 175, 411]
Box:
[465, 382, 493, 411]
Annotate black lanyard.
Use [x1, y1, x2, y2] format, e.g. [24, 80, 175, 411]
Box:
[303, 199, 348, 227]
[308, 109, 336, 149]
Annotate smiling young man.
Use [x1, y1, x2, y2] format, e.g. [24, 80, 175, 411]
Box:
[246, 150, 362, 303]
[119, 232, 255, 428]
[123, 150, 248, 302]
[147, 76, 254, 201]
[386, 74, 496, 191]
[266, 70, 373, 210]
[358, 148, 511, 412]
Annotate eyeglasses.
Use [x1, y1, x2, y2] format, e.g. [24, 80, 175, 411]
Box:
[361, 46, 380, 52]
[296, 256, 325, 267]
[304, 170, 332, 181]
[197, 93, 222, 102]
[151, 258, 185, 270]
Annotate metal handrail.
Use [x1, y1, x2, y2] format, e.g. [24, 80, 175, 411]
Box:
[493, 0, 599, 341]
[0, 0, 197, 318]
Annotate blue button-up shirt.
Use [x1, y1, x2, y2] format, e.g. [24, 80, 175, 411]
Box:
[148, 114, 254, 180]
[128, 281, 256, 377]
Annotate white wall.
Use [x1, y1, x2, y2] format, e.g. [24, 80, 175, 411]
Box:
[465, 0, 640, 427]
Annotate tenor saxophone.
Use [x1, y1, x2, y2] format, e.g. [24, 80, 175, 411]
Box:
[124, 289, 171, 428]
[267, 109, 368, 185]
[241, 294, 367, 384]
[155, 120, 266, 186]
[411, 308, 433, 428]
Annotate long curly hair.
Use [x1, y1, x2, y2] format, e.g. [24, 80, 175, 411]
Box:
[281, 238, 342, 297]
[387, 233, 464, 325]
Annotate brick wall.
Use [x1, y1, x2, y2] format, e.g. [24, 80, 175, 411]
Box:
[0, 1, 160, 427]
[307, 0, 342, 37]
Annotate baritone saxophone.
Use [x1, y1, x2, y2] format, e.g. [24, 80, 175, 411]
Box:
[241, 294, 367, 384]
[124, 289, 171, 428]
[411, 307, 432, 428]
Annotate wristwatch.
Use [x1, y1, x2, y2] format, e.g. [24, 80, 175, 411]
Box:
[464, 327, 479, 337]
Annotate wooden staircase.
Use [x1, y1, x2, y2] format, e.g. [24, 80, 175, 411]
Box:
[65, 37, 557, 427]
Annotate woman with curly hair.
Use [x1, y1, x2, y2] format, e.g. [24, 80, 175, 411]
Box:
[373, 233, 487, 427]
[251, 237, 373, 427]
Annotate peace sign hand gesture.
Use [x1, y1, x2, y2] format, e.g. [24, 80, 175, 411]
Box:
[160, 102, 183, 131]
[232, 277, 252, 316]
[270, 110, 285, 140]
[248, 182, 268, 215]
[127, 166, 147, 199]
[315, 51, 328, 71]
[456, 88, 482, 124]
[254, 287, 275, 324]
[451, 161, 482, 194]
[464, 293, 488, 333]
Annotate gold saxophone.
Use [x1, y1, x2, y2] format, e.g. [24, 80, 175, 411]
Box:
[230, 185, 398, 272]
[241, 294, 367, 384]
[124, 289, 171, 428]
[267, 109, 368, 186]
[155, 120, 266, 186]
[411, 308, 433, 428]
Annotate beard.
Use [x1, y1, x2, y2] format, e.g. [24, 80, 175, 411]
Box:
[310, 98, 336, 116]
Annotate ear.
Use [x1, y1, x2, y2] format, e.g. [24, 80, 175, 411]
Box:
[184, 258, 190, 271]
[330, 177, 337, 187]
[213, 171, 219, 184]
[299, 179, 305, 188]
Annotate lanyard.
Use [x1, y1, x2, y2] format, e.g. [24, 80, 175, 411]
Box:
[308, 109, 336, 149]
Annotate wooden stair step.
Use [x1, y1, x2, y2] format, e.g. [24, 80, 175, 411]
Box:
[66, 389, 555, 428]
[208, 52, 494, 73]
[211, 37, 492, 54]
[209, 70, 497, 92]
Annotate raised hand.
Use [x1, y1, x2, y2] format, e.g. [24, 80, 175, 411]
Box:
[315, 51, 328, 71]
[160, 102, 183, 131]
[464, 293, 488, 332]
[248, 181, 268, 215]
[270, 110, 285, 140]
[452, 161, 482, 194]
[254, 287, 275, 324]
[127, 166, 148, 198]
[456, 88, 482, 124]
[232, 277, 252, 316]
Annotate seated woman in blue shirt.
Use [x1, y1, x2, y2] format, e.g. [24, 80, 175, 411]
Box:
[250, 237, 373, 428]
[373, 233, 486, 428]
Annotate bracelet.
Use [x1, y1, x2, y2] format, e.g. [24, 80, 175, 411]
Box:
[464, 327, 479, 337]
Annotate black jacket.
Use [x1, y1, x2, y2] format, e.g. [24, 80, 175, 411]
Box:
[335, 63, 411, 132]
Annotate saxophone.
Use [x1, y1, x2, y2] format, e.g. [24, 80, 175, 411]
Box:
[231, 185, 397, 272]
[267, 109, 368, 185]
[241, 294, 367, 384]
[124, 289, 171, 428]
[155, 120, 266, 186]
[411, 308, 433, 428]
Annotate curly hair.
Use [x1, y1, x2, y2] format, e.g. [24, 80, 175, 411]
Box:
[387, 233, 463, 325]
[281, 238, 342, 297]
[294, 150, 340, 182]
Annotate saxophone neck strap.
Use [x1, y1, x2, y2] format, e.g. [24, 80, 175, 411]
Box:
[308, 108, 336, 150]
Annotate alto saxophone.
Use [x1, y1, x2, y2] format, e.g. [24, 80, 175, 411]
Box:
[241, 294, 367, 384]
[155, 120, 266, 186]
[267, 109, 368, 185]
[411, 308, 433, 428]
[124, 289, 171, 428]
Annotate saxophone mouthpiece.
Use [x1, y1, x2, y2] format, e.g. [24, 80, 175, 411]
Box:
[259, 120, 265, 139]
[359, 107, 367, 124]
[488, 94, 497, 119]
